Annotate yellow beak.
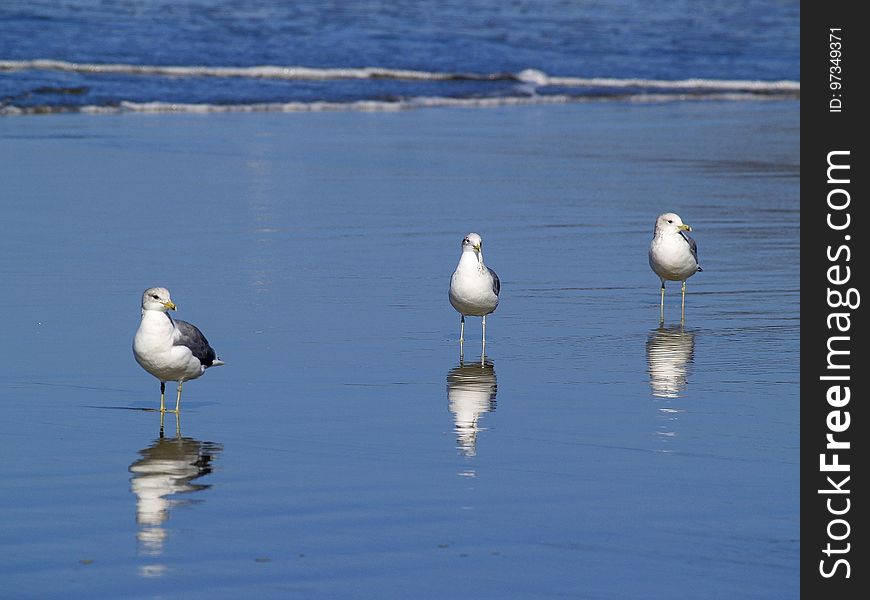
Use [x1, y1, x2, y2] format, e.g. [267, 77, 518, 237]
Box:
[473, 243, 482, 252]
[163, 301, 177, 311]
[678, 224, 693, 232]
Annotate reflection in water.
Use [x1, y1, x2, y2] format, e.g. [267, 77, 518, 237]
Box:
[447, 359, 497, 458]
[129, 413, 222, 574]
[647, 325, 696, 443]
[646, 324, 696, 399]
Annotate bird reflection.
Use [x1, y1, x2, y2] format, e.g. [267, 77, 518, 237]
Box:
[447, 359, 497, 457]
[646, 324, 696, 399]
[129, 412, 222, 564]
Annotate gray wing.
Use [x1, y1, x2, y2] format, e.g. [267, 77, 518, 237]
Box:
[173, 319, 218, 366]
[679, 230, 701, 270]
[487, 267, 501, 296]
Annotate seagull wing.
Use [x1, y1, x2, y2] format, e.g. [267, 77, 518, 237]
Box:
[487, 267, 501, 296]
[679, 230, 701, 269]
[173, 319, 218, 366]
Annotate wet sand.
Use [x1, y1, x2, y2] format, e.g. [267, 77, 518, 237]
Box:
[0, 100, 799, 598]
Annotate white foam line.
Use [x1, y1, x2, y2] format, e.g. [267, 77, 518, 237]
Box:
[513, 68, 799, 91]
[546, 75, 800, 91]
[0, 59, 460, 81]
[1, 59, 800, 92]
[0, 92, 795, 116]
[115, 97, 574, 113]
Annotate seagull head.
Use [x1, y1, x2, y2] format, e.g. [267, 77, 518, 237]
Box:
[141, 287, 177, 312]
[655, 213, 692, 235]
[462, 232, 483, 254]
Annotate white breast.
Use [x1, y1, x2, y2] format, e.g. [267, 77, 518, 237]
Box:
[649, 233, 698, 281]
[449, 253, 498, 317]
[133, 311, 204, 382]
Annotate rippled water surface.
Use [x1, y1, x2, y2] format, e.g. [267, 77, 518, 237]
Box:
[0, 100, 799, 597]
[0, 0, 799, 112]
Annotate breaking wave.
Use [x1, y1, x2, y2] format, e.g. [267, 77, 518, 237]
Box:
[0, 59, 800, 116]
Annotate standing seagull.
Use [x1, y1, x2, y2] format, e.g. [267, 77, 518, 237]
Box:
[648, 213, 702, 323]
[449, 233, 500, 351]
[133, 287, 224, 413]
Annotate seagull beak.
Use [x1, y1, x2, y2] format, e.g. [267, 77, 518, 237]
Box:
[473, 243, 482, 252]
[163, 301, 177, 311]
[679, 224, 692, 232]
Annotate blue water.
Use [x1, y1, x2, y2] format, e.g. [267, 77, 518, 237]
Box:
[1, 0, 799, 113]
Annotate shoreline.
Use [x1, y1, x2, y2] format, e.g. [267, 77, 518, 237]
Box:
[1, 91, 800, 117]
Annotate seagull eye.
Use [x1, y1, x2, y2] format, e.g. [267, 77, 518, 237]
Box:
[151, 294, 159, 299]
[667, 220, 673, 224]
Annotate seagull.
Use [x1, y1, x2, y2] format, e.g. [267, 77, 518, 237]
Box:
[648, 213, 702, 322]
[449, 233, 500, 350]
[133, 287, 223, 413]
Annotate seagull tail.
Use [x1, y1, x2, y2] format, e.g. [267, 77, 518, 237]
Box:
[210, 358, 226, 367]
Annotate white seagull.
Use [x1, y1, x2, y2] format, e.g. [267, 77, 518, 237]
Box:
[449, 233, 500, 349]
[648, 213, 703, 322]
[133, 287, 224, 413]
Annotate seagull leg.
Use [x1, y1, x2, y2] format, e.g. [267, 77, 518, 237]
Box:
[173, 382, 183, 414]
[659, 282, 666, 323]
[681, 281, 687, 324]
[160, 381, 166, 413]
[459, 315, 465, 343]
[482, 315, 489, 363]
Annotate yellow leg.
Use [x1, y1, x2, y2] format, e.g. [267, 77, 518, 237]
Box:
[173, 382, 183, 414]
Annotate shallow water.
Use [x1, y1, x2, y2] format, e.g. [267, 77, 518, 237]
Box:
[0, 100, 798, 598]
